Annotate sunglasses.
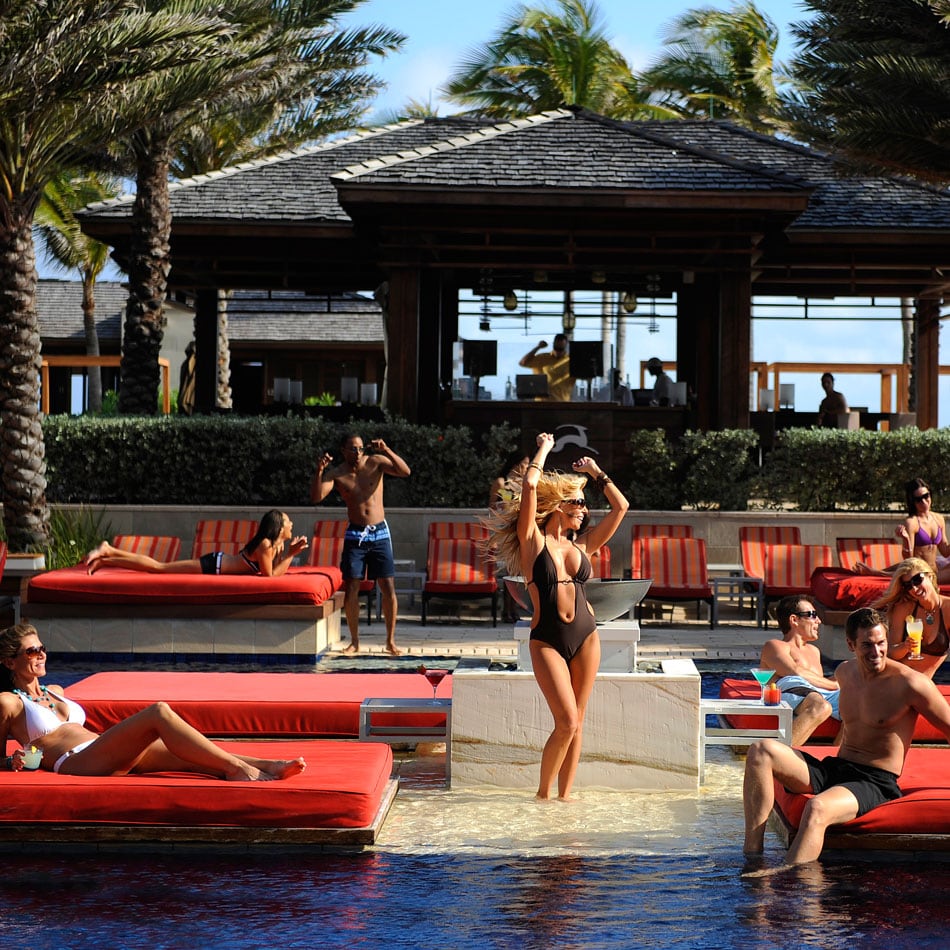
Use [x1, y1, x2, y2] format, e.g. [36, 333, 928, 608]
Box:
[563, 498, 588, 508]
[17, 644, 46, 658]
[901, 572, 928, 590]
[793, 610, 819, 619]
[915, 492, 931, 503]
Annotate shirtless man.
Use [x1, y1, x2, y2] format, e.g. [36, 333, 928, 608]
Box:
[311, 433, 410, 655]
[743, 607, 950, 869]
[761, 595, 841, 745]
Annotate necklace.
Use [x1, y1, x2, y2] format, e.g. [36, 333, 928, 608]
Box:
[13, 685, 55, 711]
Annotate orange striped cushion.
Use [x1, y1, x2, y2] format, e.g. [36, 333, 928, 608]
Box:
[589, 545, 612, 579]
[426, 538, 493, 585]
[312, 520, 348, 538]
[428, 522, 490, 541]
[630, 524, 694, 577]
[640, 537, 711, 596]
[764, 543, 834, 591]
[112, 535, 181, 562]
[835, 537, 873, 571]
[191, 520, 258, 558]
[864, 541, 903, 571]
[740, 526, 802, 580]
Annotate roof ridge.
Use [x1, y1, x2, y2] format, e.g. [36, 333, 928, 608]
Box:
[80, 119, 429, 213]
[331, 110, 572, 182]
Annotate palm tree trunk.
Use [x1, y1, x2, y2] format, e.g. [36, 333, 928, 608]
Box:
[119, 133, 171, 414]
[902, 296, 914, 410]
[0, 204, 51, 550]
[82, 271, 103, 411]
[216, 288, 232, 409]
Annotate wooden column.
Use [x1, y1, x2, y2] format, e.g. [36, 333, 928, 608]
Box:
[916, 296, 941, 430]
[384, 268, 421, 418]
[193, 288, 218, 414]
[718, 272, 752, 430]
[678, 274, 721, 431]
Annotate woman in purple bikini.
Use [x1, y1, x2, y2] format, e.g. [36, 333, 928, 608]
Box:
[487, 432, 628, 801]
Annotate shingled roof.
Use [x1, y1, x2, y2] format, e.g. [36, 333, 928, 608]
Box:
[35, 280, 125, 345]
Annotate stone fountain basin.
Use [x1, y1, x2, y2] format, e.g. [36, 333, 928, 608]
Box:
[504, 576, 652, 623]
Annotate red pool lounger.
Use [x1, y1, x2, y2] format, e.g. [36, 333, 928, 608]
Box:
[0, 740, 395, 849]
[66, 671, 452, 738]
[771, 746, 950, 855]
[25, 565, 345, 659]
[718, 679, 950, 743]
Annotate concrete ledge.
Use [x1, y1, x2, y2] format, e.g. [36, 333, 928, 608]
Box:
[451, 660, 701, 790]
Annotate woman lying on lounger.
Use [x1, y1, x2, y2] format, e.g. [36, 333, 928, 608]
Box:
[0, 623, 305, 780]
[85, 509, 308, 576]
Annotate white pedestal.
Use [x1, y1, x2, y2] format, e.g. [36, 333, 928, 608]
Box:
[451, 660, 701, 790]
[513, 619, 640, 672]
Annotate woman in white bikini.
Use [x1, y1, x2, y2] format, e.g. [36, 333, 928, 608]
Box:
[85, 509, 308, 576]
[1, 623, 305, 779]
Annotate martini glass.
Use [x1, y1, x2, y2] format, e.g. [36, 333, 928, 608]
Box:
[750, 668, 774, 704]
[421, 667, 449, 699]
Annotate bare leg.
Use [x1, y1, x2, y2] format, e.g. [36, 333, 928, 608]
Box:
[341, 578, 363, 652]
[58, 703, 305, 781]
[554, 632, 600, 800]
[742, 739, 811, 855]
[790, 693, 832, 746]
[377, 575, 401, 655]
[85, 543, 200, 576]
[784, 787, 860, 866]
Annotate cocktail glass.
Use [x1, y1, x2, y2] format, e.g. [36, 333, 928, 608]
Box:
[751, 668, 775, 703]
[421, 668, 449, 699]
[21, 745, 42, 770]
[906, 618, 924, 661]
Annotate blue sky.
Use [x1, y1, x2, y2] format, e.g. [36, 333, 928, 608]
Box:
[340, 0, 937, 420]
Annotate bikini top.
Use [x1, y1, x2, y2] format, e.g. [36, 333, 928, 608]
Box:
[915, 521, 944, 547]
[240, 550, 262, 575]
[14, 688, 86, 743]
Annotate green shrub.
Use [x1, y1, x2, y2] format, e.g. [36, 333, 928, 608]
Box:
[680, 429, 759, 510]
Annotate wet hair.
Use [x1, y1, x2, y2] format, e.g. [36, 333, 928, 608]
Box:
[846, 606, 887, 643]
[905, 477, 931, 517]
[874, 557, 934, 610]
[243, 510, 286, 556]
[775, 594, 816, 634]
[485, 469, 588, 571]
[0, 623, 34, 692]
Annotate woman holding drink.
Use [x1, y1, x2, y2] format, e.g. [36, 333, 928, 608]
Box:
[875, 557, 950, 678]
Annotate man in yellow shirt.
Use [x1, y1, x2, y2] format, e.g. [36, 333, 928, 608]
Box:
[519, 334, 573, 401]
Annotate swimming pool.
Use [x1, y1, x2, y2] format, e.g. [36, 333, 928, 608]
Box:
[7, 662, 950, 948]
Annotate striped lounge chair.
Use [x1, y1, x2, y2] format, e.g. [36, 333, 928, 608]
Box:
[310, 521, 374, 624]
[835, 537, 902, 572]
[191, 520, 258, 558]
[637, 536, 714, 627]
[630, 523, 694, 579]
[421, 536, 498, 626]
[112, 535, 182, 562]
[763, 543, 835, 620]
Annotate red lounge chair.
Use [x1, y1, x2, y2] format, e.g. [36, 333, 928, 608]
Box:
[310, 521, 375, 624]
[421, 537, 498, 626]
[630, 523, 694, 579]
[112, 535, 182, 562]
[739, 525, 802, 626]
[638, 536, 714, 627]
[428, 521, 490, 541]
[835, 537, 902, 572]
[763, 543, 835, 617]
[191, 519, 258, 557]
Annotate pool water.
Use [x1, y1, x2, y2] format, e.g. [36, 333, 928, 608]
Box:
[6, 663, 950, 948]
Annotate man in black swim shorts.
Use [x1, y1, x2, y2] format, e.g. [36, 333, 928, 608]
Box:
[742, 607, 950, 868]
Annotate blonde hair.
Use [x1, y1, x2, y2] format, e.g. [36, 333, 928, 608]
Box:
[874, 557, 935, 609]
[484, 469, 588, 572]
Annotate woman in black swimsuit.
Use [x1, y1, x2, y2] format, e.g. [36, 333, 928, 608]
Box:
[876, 557, 950, 678]
[488, 432, 628, 800]
[84, 510, 308, 577]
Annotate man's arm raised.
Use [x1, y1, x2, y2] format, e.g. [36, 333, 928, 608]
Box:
[310, 452, 336, 503]
[369, 439, 410, 478]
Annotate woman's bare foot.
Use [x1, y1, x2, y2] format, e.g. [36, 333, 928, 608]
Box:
[85, 541, 110, 575]
[265, 757, 306, 780]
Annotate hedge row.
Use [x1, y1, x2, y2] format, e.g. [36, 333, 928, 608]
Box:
[41, 415, 950, 511]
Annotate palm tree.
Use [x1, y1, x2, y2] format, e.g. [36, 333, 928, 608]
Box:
[786, 0, 950, 182]
[116, 0, 405, 414]
[0, 0, 240, 550]
[639, 1, 789, 133]
[442, 0, 661, 119]
[35, 172, 122, 412]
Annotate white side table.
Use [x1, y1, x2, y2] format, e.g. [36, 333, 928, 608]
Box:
[359, 697, 452, 785]
[698, 698, 792, 782]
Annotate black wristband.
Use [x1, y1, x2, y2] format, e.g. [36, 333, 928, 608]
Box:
[595, 473, 611, 489]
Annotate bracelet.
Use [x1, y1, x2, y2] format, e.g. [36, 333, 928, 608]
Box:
[528, 462, 543, 472]
[595, 473, 611, 489]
